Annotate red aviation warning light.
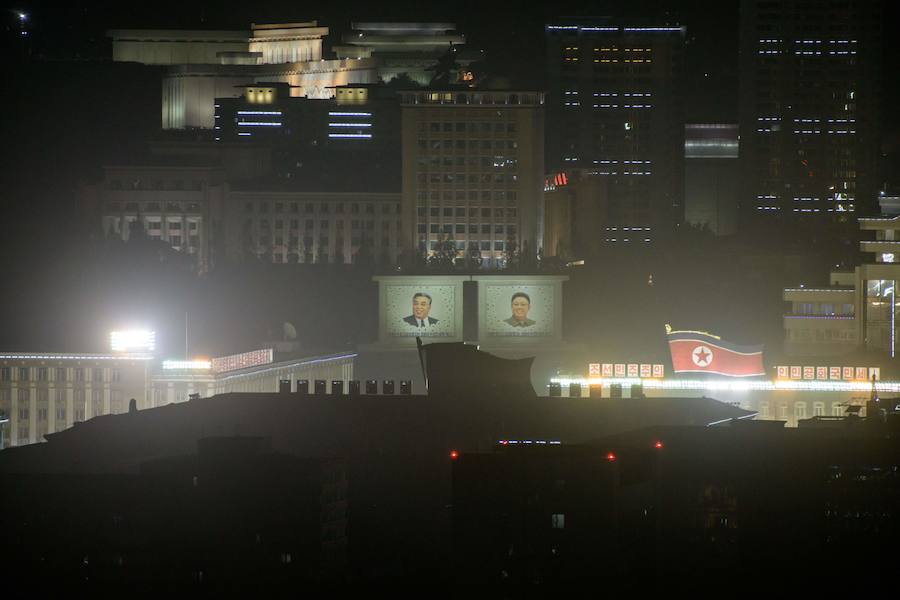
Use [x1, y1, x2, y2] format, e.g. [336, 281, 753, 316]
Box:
[605, 452, 617, 462]
[449, 450, 459, 460]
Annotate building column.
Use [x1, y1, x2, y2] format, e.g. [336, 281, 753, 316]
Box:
[893, 278, 898, 359]
[343, 361, 353, 383]
[167, 382, 175, 404]
[143, 363, 151, 410]
[66, 387, 74, 428]
[103, 381, 111, 415]
[29, 384, 37, 444]
[84, 383, 93, 420]
[9, 386, 18, 446]
[48, 386, 57, 433]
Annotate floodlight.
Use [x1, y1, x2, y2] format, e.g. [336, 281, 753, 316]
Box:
[110, 330, 156, 353]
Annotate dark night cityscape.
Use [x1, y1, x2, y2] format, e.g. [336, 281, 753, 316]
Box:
[2, 0, 900, 589]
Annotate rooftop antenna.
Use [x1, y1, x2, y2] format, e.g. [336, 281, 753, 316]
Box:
[870, 373, 879, 404]
[416, 336, 428, 392]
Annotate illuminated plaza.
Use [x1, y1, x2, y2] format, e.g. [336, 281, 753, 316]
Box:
[550, 374, 895, 427]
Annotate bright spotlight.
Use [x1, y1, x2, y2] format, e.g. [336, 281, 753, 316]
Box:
[110, 330, 156, 353]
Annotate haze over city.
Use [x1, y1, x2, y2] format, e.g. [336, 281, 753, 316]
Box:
[2, 0, 899, 588]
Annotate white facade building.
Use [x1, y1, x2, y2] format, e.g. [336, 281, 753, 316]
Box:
[1, 351, 355, 449]
[109, 22, 377, 129]
[400, 90, 546, 265]
[0, 353, 153, 448]
[784, 216, 900, 359]
[226, 190, 402, 265]
[88, 163, 228, 273]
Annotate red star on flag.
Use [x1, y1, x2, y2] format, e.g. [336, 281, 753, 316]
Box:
[692, 346, 712, 367]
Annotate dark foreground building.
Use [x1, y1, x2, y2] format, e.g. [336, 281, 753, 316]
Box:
[452, 416, 900, 584]
[3, 437, 346, 588]
[0, 344, 752, 586]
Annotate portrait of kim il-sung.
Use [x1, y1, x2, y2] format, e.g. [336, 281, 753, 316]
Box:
[503, 292, 536, 328]
[403, 292, 439, 328]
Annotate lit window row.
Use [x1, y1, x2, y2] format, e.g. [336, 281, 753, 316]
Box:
[793, 50, 857, 56]
[792, 130, 856, 135]
[586, 170, 652, 176]
[547, 25, 679, 33]
[592, 160, 651, 164]
[593, 47, 651, 52]
[593, 103, 652, 108]
[623, 27, 681, 32]
[794, 39, 857, 44]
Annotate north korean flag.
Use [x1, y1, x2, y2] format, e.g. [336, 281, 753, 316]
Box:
[667, 329, 765, 377]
